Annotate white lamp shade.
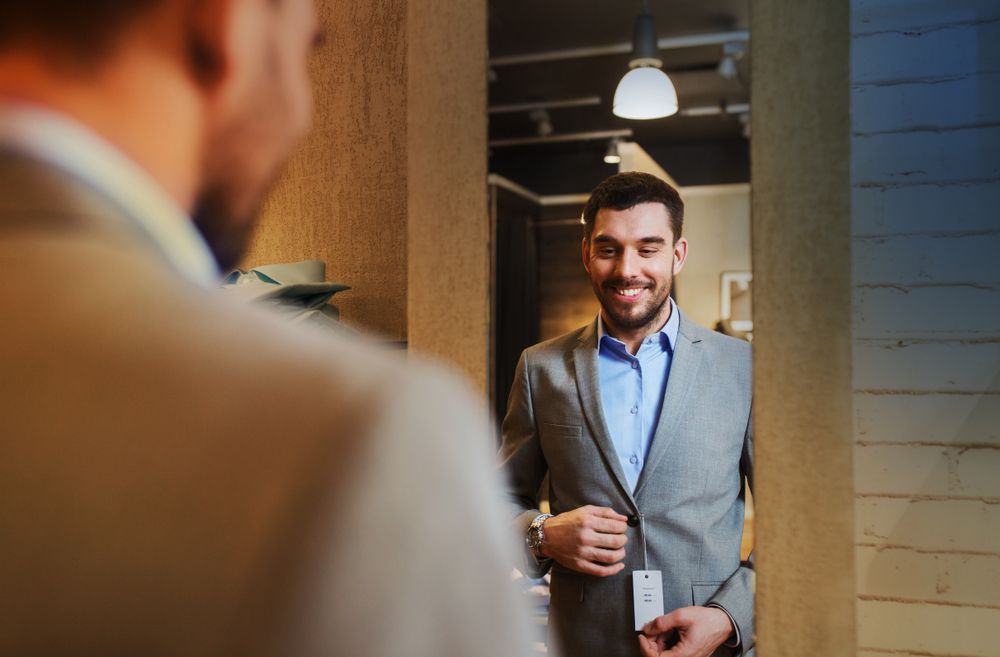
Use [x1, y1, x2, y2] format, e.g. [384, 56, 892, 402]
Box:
[612, 67, 679, 120]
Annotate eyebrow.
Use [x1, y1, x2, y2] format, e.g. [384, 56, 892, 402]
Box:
[592, 235, 667, 245]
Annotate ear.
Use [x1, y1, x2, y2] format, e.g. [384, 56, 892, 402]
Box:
[581, 237, 591, 273]
[182, 0, 236, 89]
[672, 237, 688, 276]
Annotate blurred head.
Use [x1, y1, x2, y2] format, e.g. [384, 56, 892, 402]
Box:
[192, 0, 320, 270]
[0, 0, 321, 271]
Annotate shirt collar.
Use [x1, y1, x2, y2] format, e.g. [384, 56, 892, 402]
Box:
[0, 101, 218, 287]
[596, 298, 680, 353]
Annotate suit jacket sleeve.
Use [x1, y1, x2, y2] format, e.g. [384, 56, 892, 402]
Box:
[282, 363, 535, 657]
[707, 404, 755, 656]
[497, 350, 551, 578]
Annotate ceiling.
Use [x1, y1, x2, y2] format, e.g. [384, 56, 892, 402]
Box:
[487, 0, 751, 194]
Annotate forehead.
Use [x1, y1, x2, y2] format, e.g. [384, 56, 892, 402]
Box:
[592, 202, 674, 241]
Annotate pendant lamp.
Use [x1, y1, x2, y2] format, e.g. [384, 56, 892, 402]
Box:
[613, 4, 678, 120]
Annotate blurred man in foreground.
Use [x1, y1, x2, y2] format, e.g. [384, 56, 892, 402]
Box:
[0, 1, 530, 655]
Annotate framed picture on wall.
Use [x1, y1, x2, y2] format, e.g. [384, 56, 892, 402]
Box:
[720, 271, 753, 337]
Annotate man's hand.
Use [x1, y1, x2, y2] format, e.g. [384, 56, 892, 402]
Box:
[638, 606, 734, 657]
[540, 505, 628, 576]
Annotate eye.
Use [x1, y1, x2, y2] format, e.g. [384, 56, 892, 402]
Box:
[597, 247, 617, 257]
[639, 248, 660, 256]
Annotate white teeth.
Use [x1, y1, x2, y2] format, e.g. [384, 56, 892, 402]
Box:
[618, 288, 642, 297]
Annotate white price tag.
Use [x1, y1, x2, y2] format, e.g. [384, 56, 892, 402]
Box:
[632, 570, 664, 631]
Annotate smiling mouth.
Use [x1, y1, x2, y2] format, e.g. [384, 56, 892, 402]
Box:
[608, 284, 651, 299]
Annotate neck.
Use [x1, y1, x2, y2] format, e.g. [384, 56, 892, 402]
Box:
[601, 301, 674, 355]
[0, 47, 203, 212]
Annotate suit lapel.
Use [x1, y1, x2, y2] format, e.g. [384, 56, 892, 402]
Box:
[634, 311, 705, 498]
[573, 321, 638, 509]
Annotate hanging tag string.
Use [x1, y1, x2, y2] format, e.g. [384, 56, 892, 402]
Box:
[639, 513, 648, 570]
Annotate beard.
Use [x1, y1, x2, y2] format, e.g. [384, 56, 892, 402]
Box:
[191, 182, 259, 274]
[192, 43, 305, 274]
[592, 275, 673, 333]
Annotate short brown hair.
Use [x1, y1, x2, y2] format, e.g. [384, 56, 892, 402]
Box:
[0, 1, 163, 63]
[581, 172, 684, 242]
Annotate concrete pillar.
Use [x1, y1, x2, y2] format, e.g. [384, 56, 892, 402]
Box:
[751, 1, 857, 655]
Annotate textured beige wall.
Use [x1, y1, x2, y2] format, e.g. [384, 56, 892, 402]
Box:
[676, 184, 750, 331]
[406, 0, 489, 389]
[752, 1, 856, 655]
[241, 0, 490, 391]
[243, 0, 408, 341]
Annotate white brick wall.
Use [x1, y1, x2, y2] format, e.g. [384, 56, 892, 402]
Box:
[855, 393, 1000, 445]
[856, 546, 1000, 606]
[857, 599, 1000, 657]
[852, 182, 1000, 236]
[851, 1, 1000, 655]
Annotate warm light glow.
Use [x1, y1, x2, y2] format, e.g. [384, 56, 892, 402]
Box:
[612, 67, 679, 120]
[604, 153, 622, 164]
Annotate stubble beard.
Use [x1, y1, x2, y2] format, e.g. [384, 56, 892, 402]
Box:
[193, 43, 301, 273]
[594, 275, 673, 333]
[191, 182, 260, 273]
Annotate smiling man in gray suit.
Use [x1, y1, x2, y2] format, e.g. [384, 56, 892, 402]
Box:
[499, 172, 754, 657]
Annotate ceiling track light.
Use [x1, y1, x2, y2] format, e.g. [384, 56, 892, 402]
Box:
[613, 2, 679, 120]
[529, 107, 554, 137]
[604, 138, 623, 164]
[716, 41, 746, 80]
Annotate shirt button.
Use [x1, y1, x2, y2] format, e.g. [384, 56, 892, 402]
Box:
[631, 361, 639, 369]
[630, 405, 638, 414]
[629, 455, 639, 465]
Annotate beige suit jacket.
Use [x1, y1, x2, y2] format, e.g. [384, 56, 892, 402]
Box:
[0, 153, 531, 657]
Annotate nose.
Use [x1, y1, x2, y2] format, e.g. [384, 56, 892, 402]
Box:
[614, 248, 641, 279]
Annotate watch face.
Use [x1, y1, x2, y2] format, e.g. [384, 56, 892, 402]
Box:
[528, 525, 542, 550]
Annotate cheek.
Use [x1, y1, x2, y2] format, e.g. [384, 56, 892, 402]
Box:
[290, 75, 314, 136]
[278, 52, 314, 136]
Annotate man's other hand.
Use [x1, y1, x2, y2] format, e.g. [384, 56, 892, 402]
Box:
[540, 505, 628, 576]
[638, 606, 734, 657]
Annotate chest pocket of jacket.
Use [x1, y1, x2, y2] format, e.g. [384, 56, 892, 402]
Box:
[538, 423, 588, 484]
[540, 422, 582, 439]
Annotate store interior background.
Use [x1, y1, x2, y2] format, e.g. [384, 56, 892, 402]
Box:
[233, 1, 998, 655]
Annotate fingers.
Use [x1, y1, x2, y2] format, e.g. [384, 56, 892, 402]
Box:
[588, 528, 628, 549]
[643, 611, 681, 636]
[637, 634, 660, 657]
[589, 505, 628, 522]
[547, 505, 632, 576]
[582, 544, 626, 564]
[589, 514, 629, 535]
[579, 506, 628, 535]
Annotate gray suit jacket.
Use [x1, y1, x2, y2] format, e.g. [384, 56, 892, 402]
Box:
[499, 314, 754, 657]
[0, 152, 532, 657]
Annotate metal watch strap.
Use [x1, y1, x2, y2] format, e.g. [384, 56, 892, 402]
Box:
[526, 513, 553, 557]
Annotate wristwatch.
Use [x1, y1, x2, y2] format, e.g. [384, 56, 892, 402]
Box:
[526, 513, 553, 558]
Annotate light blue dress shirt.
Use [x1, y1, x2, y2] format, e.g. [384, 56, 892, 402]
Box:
[596, 300, 680, 493]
